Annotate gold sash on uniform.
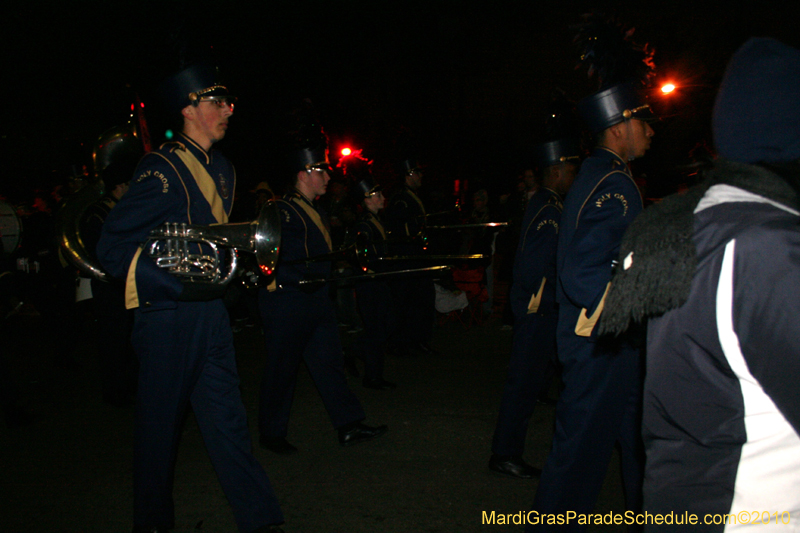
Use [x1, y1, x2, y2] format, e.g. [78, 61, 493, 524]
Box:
[125, 247, 144, 309]
[266, 197, 333, 293]
[407, 189, 426, 216]
[527, 278, 547, 314]
[575, 282, 611, 337]
[370, 213, 387, 240]
[291, 196, 332, 252]
[174, 148, 228, 224]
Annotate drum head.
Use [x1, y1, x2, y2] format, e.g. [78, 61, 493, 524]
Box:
[0, 200, 22, 255]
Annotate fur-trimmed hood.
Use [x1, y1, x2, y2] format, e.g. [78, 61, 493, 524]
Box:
[599, 159, 799, 336]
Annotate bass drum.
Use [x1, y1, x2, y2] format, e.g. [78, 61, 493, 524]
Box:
[0, 200, 22, 255]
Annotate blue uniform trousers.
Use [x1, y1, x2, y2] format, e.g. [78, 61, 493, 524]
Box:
[355, 281, 394, 382]
[132, 300, 282, 532]
[491, 309, 557, 457]
[527, 304, 642, 532]
[258, 289, 365, 438]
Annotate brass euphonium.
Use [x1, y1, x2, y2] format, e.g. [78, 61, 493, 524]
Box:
[59, 190, 282, 286]
[144, 201, 282, 286]
[56, 116, 146, 282]
[54, 178, 111, 281]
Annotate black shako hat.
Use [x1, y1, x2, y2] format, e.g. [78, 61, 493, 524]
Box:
[354, 177, 382, 199]
[577, 83, 656, 134]
[289, 141, 331, 174]
[399, 158, 421, 175]
[286, 99, 331, 174]
[533, 138, 581, 169]
[158, 63, 233, 116]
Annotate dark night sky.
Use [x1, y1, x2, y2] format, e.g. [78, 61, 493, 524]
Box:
[3, 0, 798, 201]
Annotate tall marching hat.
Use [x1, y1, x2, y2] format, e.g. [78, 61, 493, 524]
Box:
[530, 89, 582, 170]
[572, 14, 657, 134]
[577, 83, 656, 134]
[290, 140, 331, 174]
[287, 99, 331, 173]
[158, 62, 236, 116]
[399, 158, 421, 175]
[533, 138, 581, 169]
[354, 177, 382, 198]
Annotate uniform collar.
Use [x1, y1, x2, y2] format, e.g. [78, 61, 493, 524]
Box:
[289, 189, 316, 207]
[175, 132, 212, 165]
[540, 186, 563, 202]
[594, 146, 630, 174]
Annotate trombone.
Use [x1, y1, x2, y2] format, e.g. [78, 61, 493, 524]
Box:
[298, 265, 451, 286]
[425, 222, 508, 230]
[283, 231, 370, 272]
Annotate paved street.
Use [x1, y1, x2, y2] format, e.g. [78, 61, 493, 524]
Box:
[2, 307, 627, 532]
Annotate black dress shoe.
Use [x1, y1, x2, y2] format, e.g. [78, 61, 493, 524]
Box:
[488, 454, 541, 479]
[259, 436, 299, 455]
[338, 422, 388, 446]
[362, 378, 397, 390]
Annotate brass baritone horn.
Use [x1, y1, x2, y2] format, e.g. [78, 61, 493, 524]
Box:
[144, 200, 281, 286]
[56, 118, 147, 282]
[55, 179, 112, 282]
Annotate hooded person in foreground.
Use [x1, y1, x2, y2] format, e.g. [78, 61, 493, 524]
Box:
[599, 37, 800, 528]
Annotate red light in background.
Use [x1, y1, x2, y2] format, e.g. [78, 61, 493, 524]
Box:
[661, 83, 676, 94]
[341, 147, 352, 156]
